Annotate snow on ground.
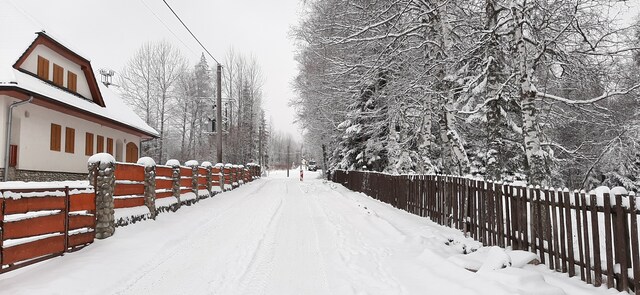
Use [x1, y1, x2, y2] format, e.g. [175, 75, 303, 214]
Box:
[0, 170, 625, 295]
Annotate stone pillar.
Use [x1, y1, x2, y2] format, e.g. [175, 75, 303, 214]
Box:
[88, 153, 116, 239]
[186, 160, 199, 199]
[215, 163, 224, 193]
[137, 157, 157, 219]
[202, 161, 213, 195]
[166, 159, 181, 209]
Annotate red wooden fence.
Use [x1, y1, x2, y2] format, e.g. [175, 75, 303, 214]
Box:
[179, 167, 192, 195]
[114, 163, 145, 209]
[197, 167, 208, 192]
[332, 170, 640, 294]
[0, 186, 95, 273]
[156, 165, 174, 199]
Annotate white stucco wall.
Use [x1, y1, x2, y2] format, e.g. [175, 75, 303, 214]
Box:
[19, 44, 92, 99]
[0, 95, 141, 174]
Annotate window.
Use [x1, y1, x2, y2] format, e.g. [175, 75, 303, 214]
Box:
[85, 132, 94, 156]
[97, 135, 104, 153]
[37, 56, 49, 80]
[50, 123, 61, 151]
[65, 127, 75, 153]
[107, 138, 113, 155]
[68, 71, 77, 92]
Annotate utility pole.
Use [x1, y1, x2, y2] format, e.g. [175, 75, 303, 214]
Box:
[258, 120, 263, 166]
[216, 63, 223, 163]
[287, 138, 290, 177]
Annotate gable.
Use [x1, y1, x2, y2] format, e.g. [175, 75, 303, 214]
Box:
[12, 33, 105, 107]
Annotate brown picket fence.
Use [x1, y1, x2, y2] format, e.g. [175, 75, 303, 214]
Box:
[0, 186, 96, 273]
[332, 170, 640, 294]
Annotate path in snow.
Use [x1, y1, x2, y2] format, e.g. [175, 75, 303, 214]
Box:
[0, 171, 624, 295]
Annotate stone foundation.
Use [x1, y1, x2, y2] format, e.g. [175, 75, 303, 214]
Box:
[0, 168, 87, 182]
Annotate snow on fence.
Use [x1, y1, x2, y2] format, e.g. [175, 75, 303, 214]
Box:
[197, 167, 208, 195]
[0, 160, 261, 275]
[211, 165, 223, 193]
[223, 165, 233, 191]
[0, 186, 95, 274]
[332, 170, 640, 294]
[111, 161, 262, 223]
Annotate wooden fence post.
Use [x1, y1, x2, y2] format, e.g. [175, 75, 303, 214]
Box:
[589, 193, 602, 286]
[580, 192, 591, 283]
[628, 195, 640, 295]
[613, 194, 630, 291]
[603, 193, 615, 287]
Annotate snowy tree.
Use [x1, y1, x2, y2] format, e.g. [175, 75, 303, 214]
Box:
[120, 41, 187, 164]
[293, 0, 640, 189]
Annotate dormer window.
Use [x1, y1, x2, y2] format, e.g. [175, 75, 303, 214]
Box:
[37, 56, 49, 79]
[53, 63, 64, 86]
[68, 71, 77, 92]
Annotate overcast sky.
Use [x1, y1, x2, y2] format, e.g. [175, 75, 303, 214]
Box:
[6, 0, 303, 138]
[4, 0, 640, 142]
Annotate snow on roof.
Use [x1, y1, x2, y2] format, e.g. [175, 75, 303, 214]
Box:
[0, 3, 158, 137]
[10, 71, 158, 137]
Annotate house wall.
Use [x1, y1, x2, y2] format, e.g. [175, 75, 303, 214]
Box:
[19, 44, 92, 99]
[0, 95, 141, 175]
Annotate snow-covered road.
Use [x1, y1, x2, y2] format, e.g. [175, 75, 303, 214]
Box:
[0, 171, 623, 295]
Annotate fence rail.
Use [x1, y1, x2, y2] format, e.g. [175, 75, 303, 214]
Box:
[332, 170, 640, 294]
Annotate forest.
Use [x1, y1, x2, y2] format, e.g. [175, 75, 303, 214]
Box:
[292, 0, 640, 190]
[117, 42, 269, 167]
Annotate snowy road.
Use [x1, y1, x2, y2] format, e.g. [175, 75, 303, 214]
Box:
[0, 171, 623, 295]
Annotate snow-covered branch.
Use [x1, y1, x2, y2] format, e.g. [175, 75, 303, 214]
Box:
[536, 83, 640, 105]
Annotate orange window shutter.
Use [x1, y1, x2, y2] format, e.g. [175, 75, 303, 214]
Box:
[97, 135, 104, 153]
[85, 132, 94, 156]
[53, 64, 64, 86]
[68, 71, 77, 92]
[107, 138, 113, 155]
[65, 127, 75, 153]
[50, 124, 61, 151]
[38, 56, 49, 80]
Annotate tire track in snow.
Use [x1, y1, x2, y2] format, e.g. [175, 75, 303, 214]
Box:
[112, 180, 274, 294]
[300, 182, 330, 293]
[235, 196, 283, 294]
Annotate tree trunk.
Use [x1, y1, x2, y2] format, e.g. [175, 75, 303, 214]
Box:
[159, 92, 166, 164]
[485, 0, 502, 180]
[512, 1, 548, 186]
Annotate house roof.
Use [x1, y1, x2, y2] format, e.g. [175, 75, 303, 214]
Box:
[0, 4, 159, 138]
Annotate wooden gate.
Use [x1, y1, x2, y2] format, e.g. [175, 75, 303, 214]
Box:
[0, 186, 96, 273]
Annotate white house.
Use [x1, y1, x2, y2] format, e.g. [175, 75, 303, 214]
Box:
[0, 14, 158, 181]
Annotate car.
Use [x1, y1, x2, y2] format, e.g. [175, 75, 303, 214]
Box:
[308, 160, 318, 171]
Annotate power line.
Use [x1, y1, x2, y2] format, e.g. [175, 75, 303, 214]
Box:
[139, 0, 198, 56]
[161, 0, 220, 65]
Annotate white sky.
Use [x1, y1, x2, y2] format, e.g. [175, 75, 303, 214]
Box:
[6, 0, 303, 138]
[4, 0, 639, 143]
